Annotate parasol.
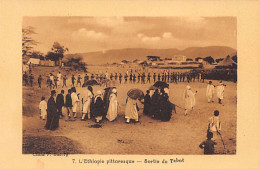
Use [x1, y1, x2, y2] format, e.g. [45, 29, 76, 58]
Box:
[152, 81, 169, 90]
[127, 88, 144, 100]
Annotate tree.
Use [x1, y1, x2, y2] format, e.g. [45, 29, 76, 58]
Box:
[31, 51, 44, 60]
[64, 55, 87, 72]
[51, 42, 69, 67]
[203, 56, 215, 64]
[22, 26, 38, 61]
[45, 51, 59, 62]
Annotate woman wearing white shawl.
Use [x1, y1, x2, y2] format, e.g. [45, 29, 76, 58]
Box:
[125, 97, 139, 123]
[81, 86, 94, 120]
[206, 81, 215, 103]
[106, 88, 118, 121]
[184, 85, 197, 116]
[216, 81, 225, 104]
[71, 87, 80, 118]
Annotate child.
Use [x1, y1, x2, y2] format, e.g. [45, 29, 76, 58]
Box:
[39, 96, 47, 120]
[199, 131, 217, 154]
[208, 110, 221, 134]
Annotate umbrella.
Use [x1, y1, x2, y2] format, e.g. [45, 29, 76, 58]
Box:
[149, 85, 159, 90]
[127, 88, 144, 100]
[82, 80, 99, 87]
[152, 81, 169, 90]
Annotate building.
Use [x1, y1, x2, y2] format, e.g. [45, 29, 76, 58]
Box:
[170, 55, 187, 62]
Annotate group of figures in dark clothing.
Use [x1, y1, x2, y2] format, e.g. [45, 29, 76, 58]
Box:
[43, 85, 174, 131]
[143, 89, 173, 122]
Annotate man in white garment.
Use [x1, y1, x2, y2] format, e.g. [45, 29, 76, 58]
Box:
[71, 87, 80, 119]
[206, 81, 215, 103]
[217, 81, 225, 104]
[106, 88, 118, 121]
[184, 86, 197, 116]
[125, 97, 139, 124]
[81, 86, 93, 120]
[57, 72, 62, 86]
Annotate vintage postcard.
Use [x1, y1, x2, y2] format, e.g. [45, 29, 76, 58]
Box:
[0, 1, 259, 169]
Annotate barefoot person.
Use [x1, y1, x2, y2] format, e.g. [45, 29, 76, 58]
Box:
[125, 97, 139, 124]
[183, 86, 197, 116]
[217, 81, 225, 104]
[45, 90, 59, 130]
[206, 81, 215, 103]
[71, 87, 79, 119]
[106, 88, 118, 121]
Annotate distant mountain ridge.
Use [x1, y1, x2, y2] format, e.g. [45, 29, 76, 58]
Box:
[65, 46, 236, 65]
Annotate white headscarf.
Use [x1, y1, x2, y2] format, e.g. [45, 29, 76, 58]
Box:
[112, 88, 117, 94]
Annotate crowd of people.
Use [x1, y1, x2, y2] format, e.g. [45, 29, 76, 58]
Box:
[23, 69, 209, 89]
[33, 67, 228, 154]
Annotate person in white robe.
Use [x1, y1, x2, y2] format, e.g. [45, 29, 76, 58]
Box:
[184, 85, 197, 116]
[208, 110, 222, 153]
[57, 72, 62, 86]
[39, 96, 47, 120]
[81, 86, 94, 120]
[216, 81, 225, 104]
[106, 88, 118, 121]
[71, 87, 80, 118]
[125, 97, 139, 123]
[206, 81, 215, 103]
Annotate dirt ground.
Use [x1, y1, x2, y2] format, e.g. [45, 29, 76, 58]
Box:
[23, 66, 236, 155]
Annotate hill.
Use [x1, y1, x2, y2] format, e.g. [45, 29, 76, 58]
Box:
[65, 46, 236, 65]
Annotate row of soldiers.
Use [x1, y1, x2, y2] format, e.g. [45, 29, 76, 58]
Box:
[23, 70, 207, 88]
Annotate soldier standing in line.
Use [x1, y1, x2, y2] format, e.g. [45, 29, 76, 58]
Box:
[29, 74, 34, 87]
[71, 75, 76, 87]
[138, 73, 141, 83]
[162, 73, 165, 82]
[129, 73, 133, 84]
[91, 73, 95, 80]
[110, 73, 114, 80]
[133, 74, 136, 84]
[38, 75, 42, 88]
[54, 76, 58, 88]
[84, 74, 88, 84]
[153, 72, 156, 83]
[124, 73, 128, 84]
[147, 73, 151, 83]
[62, 75, 67, 88]
[119, 73, 122, 84]
[47, 77, 51, 89]
[115, 73, 118, 81]
[158, 73, 161, 81]
[77, 75, 82, 87]
[142, 72, 146, 84]
[171, 72, 174, 83]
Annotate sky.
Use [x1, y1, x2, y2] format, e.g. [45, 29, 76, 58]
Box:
[23, 17, 237, 54]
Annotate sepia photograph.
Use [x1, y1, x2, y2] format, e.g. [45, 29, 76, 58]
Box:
[22, 16, 237, 155]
